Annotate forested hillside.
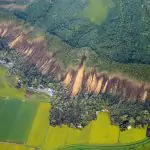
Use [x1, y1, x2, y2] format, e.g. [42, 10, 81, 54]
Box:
[15, 0, 150, 64]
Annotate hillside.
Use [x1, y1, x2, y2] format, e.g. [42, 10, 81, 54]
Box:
[16, 0, 150, 64]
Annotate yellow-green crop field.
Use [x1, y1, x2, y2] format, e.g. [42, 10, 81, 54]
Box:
[0, 142, 34, 150]
[27, 103, 50, 147]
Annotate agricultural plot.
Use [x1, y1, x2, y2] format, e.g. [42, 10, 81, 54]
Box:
[0, 89, 148, 150]
[119, 127, 147, 144]
[0, 99, 39, 143]
[0, 99, 5, 113]
[42, 125, 69, 150]
[66, 128, 82, 145]
[0, 142, 34, 150]
[0, 100, 22, 141]
[8, 101, 39, 143]
[27, 103, 50, 147]
[89, 112, 119, 144]
[42, 112, 147, 150]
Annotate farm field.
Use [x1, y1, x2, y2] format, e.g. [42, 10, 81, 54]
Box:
[27, 102, 50, 147]
[8, 101, 39, 143]
[119, 127, 147, 144]
[41, 112, 148, 150]
[0, 100, 22, 141]
[0, 142, 34, 150]
[0, 94, 149, 150]
[0, 96, 149, 150]
[0, 98, 39, 143]
[89, 113, 119, 144]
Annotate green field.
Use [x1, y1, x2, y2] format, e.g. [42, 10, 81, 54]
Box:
[8, 101, 39, 143]
[0, 98, 39, 143]
[0, 100, 22, 141]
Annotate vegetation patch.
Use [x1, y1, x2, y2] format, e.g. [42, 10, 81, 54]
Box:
[0, 99, 22, 141]
[8, 100, 39, 143]
[82, 0, 114, 24]
[0, 98, 39, 143]
[27, 102, 50, 147]
[119, 127, 147, 144]
[0, 142, 34, 150]
[0, 65, 26, 99]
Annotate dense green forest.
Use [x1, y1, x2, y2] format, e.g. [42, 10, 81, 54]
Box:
[14, 0, 150, 64]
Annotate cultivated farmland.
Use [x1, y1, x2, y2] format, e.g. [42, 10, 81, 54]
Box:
[8, 101, 39, 143]
[41, 112, 148, 150]
[0, 142, 34, 150]
[0, 99, 22, 141]
[27, 103, 50, 147]
[0, 98, 39, 143]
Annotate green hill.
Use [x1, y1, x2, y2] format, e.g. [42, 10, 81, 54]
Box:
[16, 0, 150, 64]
